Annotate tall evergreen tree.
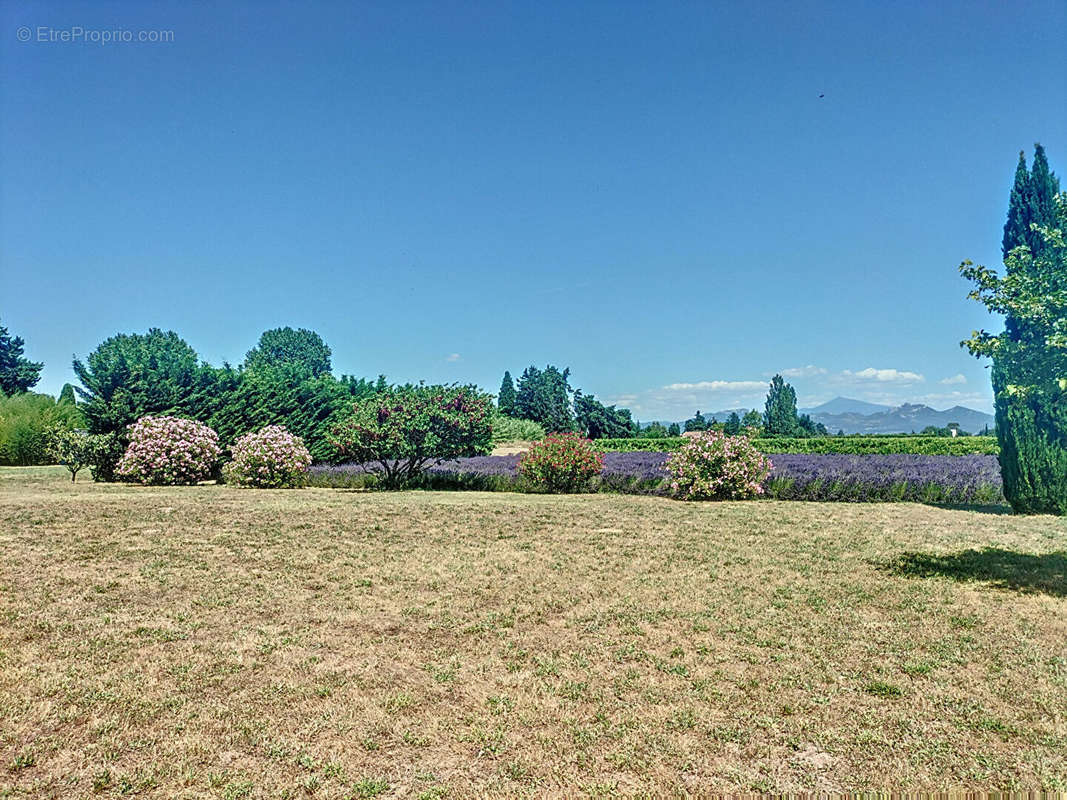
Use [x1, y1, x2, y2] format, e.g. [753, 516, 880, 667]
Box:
[0, 320, 43, 395]
[1028, 144, 1061, 256]
[724, 411, 741, 435]
[764, 375, 801, 436]
[498, 370, 517, 416]
[514, 365, 574, 432]
[1002, 151, 1031, 259]
[58, 383, 77, 406]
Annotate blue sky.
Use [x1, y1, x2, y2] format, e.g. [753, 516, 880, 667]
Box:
[2, 0, 1064, 419]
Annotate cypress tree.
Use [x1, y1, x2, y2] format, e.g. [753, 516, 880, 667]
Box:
[498, 371, 517, 416]
[1027, 143, 1061, 256]
[1002, 151, 1030, 260]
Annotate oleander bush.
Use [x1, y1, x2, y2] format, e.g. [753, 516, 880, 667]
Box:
[517, 433, 603, 493]
[665, 430, 772, 500]
[223, 425, 312, 488]
[116, 416, 221, 485]
[597, 435, 999, 455]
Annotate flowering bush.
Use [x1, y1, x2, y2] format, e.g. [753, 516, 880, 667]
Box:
[116, 416, 221, 485]
[664, 430, 771, 500]
[223, 425, 312, 488]
[517, 433, 603, 493]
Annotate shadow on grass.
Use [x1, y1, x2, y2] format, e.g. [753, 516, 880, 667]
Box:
[887, 548, 1067, 596]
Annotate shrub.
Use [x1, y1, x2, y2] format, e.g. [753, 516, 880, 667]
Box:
[116, 416, 221, 485]
[330, 385, 493, 489]
[223, 425, 312, 488]
[0, 392, 84, 465]
[491, 412, 545, 445]
[664, 430, 772, 500]
[517, 433, 603, 493]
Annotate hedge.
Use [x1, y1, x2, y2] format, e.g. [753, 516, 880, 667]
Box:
[595, 435, 999, 456]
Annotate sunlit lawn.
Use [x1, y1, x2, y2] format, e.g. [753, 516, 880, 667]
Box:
[1, 466, 1066, 797]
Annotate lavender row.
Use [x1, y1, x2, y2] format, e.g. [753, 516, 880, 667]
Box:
[309, 452, 1005, 504]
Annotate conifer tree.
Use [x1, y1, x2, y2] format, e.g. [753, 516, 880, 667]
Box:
[498, 370, 517, 416]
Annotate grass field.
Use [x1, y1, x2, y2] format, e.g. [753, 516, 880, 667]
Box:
[2, 467, 1066, 797]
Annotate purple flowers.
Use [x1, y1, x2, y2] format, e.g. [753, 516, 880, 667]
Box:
[311, 451, 1005, 504]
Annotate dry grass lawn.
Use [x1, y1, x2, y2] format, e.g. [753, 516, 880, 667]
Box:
[1, 466, 1066, 798]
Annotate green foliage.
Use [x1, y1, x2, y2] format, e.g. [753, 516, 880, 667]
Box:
[517, 433, 603, 493]
[643, 422, 669, 439]
[741, 409, 763, 433]
[664, 430, 772, 500]
[86, 432, 127, 483]
[667, 422, 681, 437]
[574, 391, 637, 439]
[764, 375, 801, 436]
[0, 393, 84, 465]
[490, 411, 545, 445]
[73, 329, 223, 434]
[243, 327, 332, 377]
[724, 412, 741, 435]
[0, 320, 43, 395]
[962, 157, 1066, 514]
[210, 365, 355, 462]
[58, 383, 77, 406]
[683, 411, 708, 432]
[514, 365, 575, 432]
[47, 427, 93, 482]
[596, 435, 1000, 455]
[497, 371, 517, 416]
[330, 385, 493, 488]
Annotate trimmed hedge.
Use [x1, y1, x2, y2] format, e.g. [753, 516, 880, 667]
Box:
[596, 435, 999, 456]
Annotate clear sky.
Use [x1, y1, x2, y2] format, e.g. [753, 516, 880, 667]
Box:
[2, 0, 1064, 419]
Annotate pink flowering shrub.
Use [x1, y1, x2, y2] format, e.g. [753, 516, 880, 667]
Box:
[223, 425, 312, 488]
[664, 430, 772, 500]
[116, 416, 221, 486]
[518, 432, 603, 493]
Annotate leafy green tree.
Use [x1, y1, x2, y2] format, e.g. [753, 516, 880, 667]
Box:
[644, 422, 669, 439]
[515, 365, 575, 432]
[573, 392, 637, 439]
[243, 327, 332, 377]
[961, 185, 1066, 514]
[763, 375, 801, 436]
[498, 371, 517, 416]
[58, 383, 77, 406]
[798, 414, 828, 436]
[724, 412, 741, 435]
[0, 320, 43, 395]
[741, 409, 763, 432]
[684, 410, 708, 432]
[47, 427, 92, 482]
[667, 422, 681, 437]
[330, 384, 493, 488]
[73, 329, 216, 434]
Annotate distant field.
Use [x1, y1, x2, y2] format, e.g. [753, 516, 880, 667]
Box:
[1, 467, 1065, 796]
[598, 435, 1000, 455]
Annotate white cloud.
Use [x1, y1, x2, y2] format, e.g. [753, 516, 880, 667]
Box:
[777, 365, 828, 378]
[445, 353, 461, 362]
[841, 367, 925, 384]
[939, 373, 967, 385]
[663, 380, 766, 392]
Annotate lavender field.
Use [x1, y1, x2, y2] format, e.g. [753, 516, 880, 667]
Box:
[310, 452, 1005, 505]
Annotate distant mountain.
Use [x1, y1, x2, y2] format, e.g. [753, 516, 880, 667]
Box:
[801, 397, 892, 416]
[811, 403, 994, 435]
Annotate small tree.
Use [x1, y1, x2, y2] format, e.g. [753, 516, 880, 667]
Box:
[330, 385, 493, 488]
[763, 375, 801, 436]
[667, 422, 681, 437]
[498, 371, 517, 416]
[47, 427, 92, 482]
